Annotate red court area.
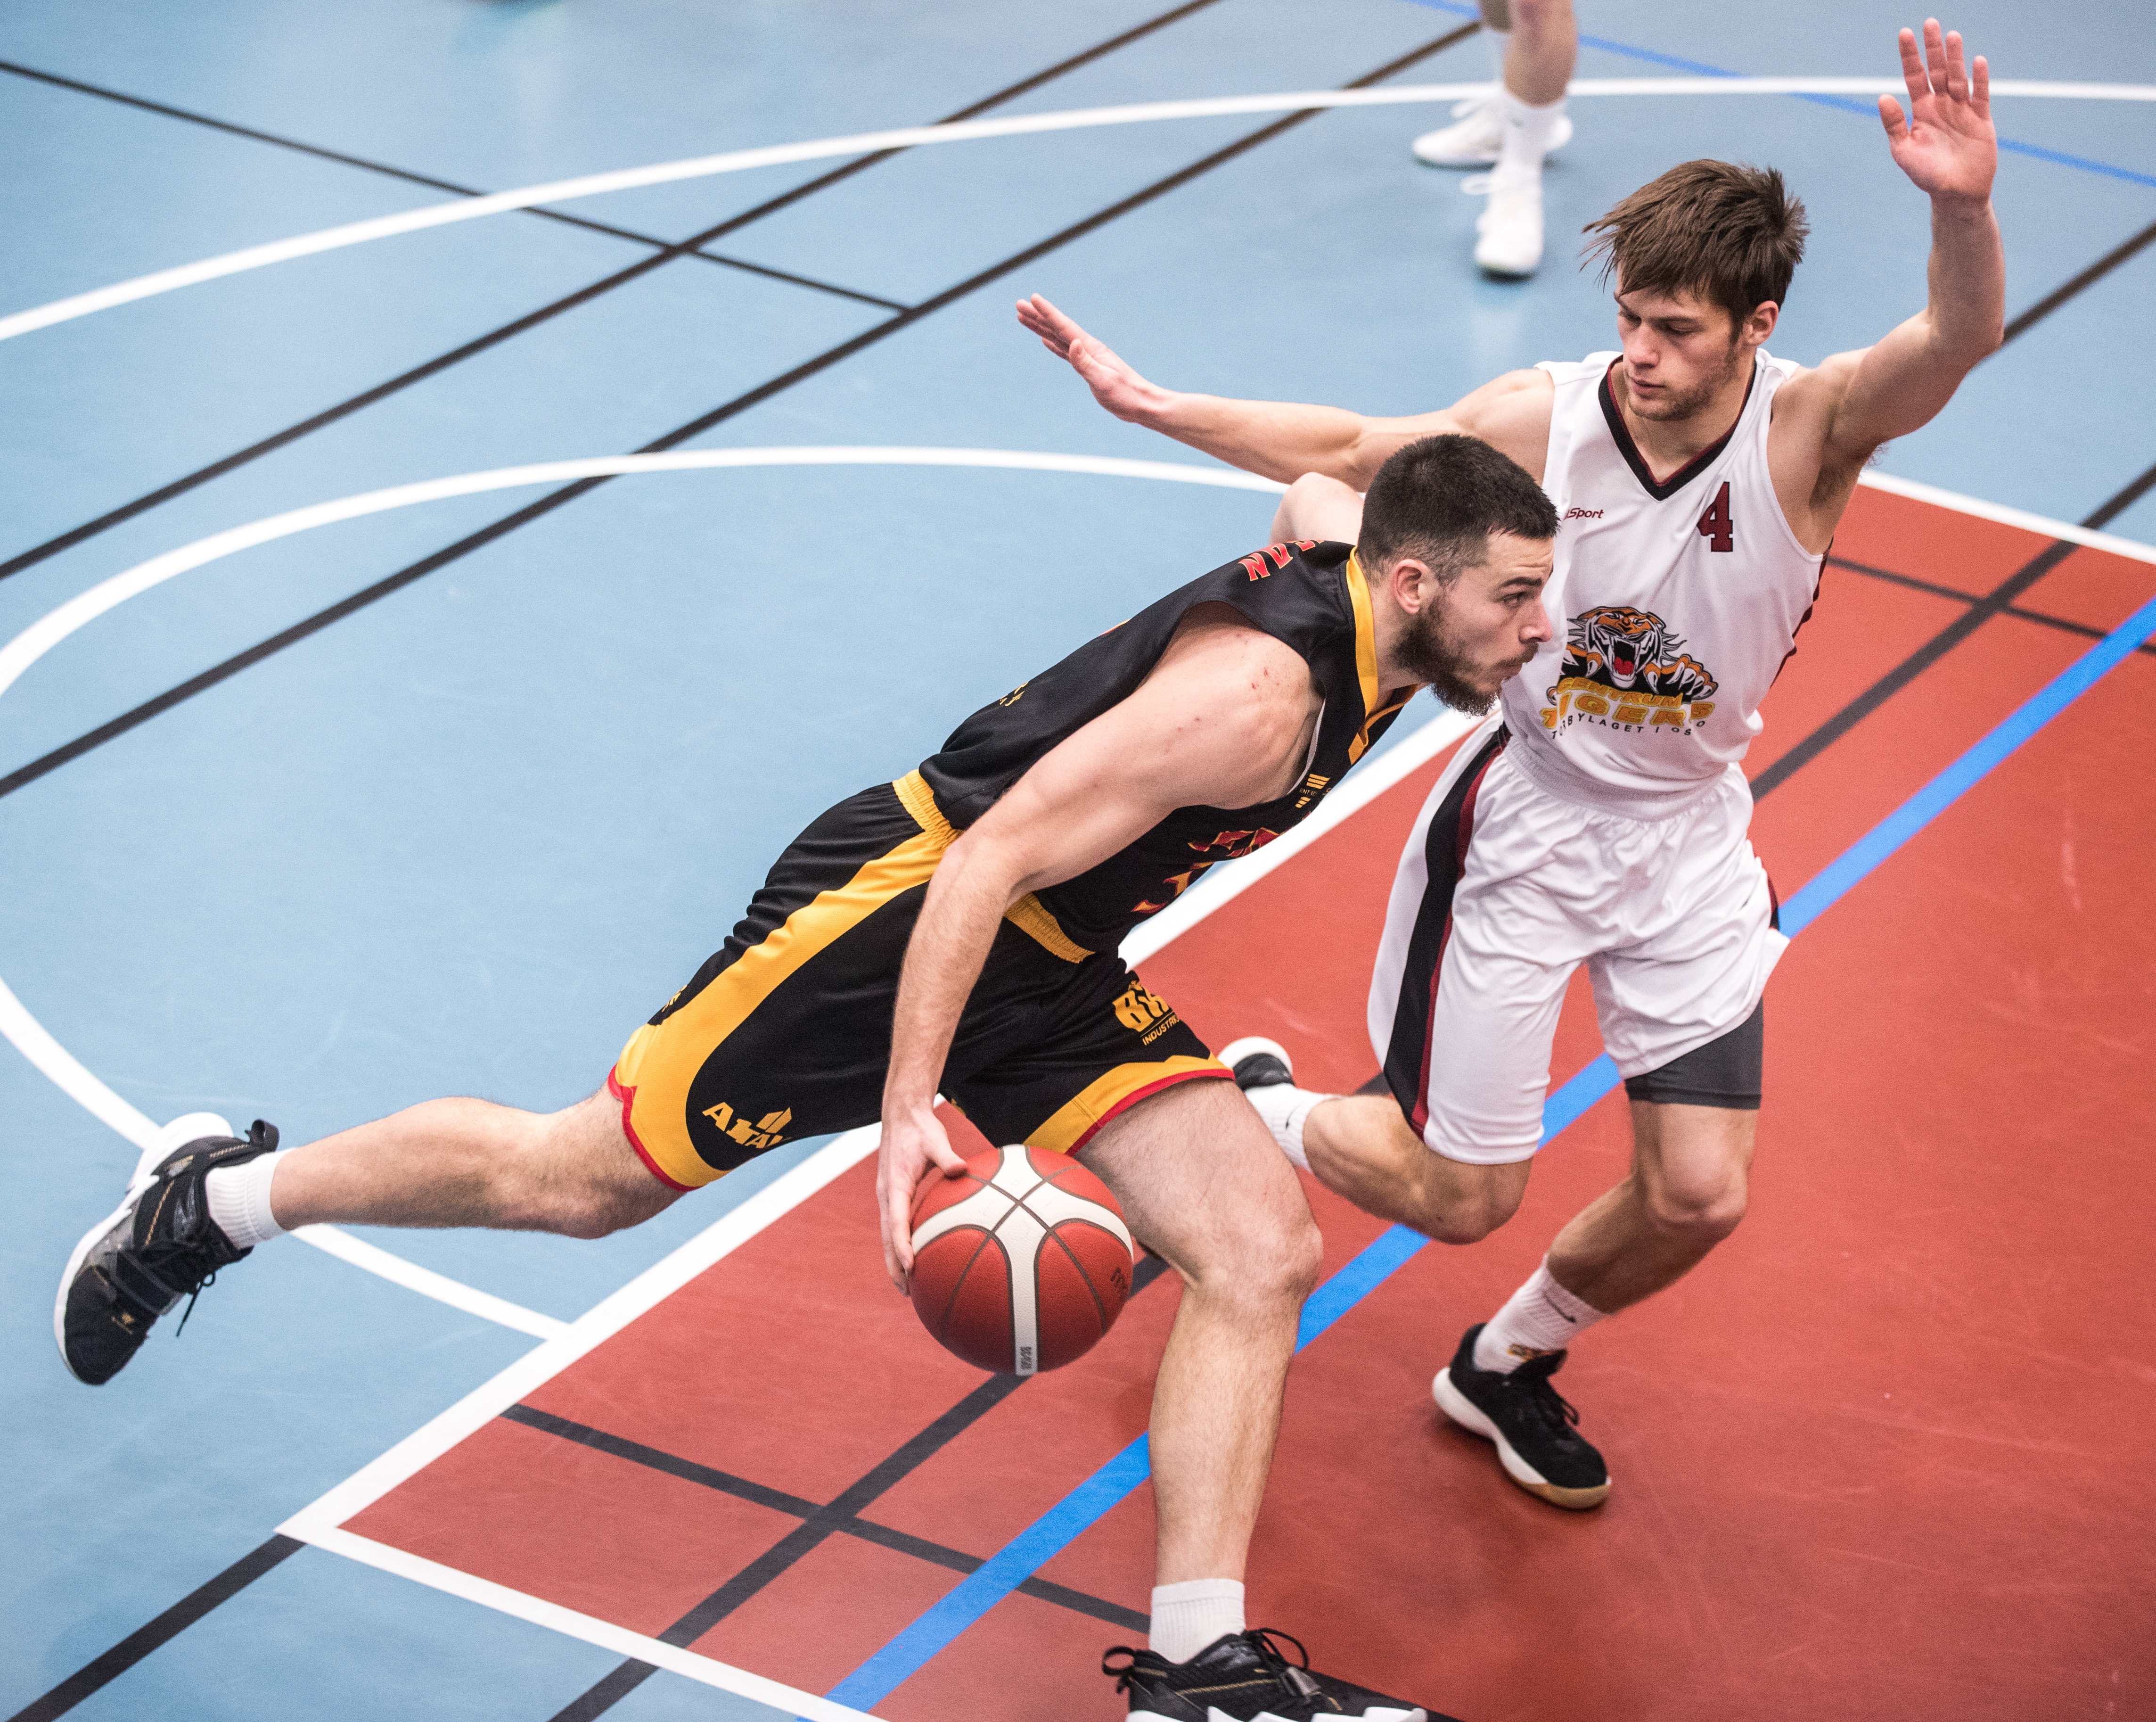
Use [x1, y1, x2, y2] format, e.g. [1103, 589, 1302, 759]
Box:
[338, 489, 2156, 1721]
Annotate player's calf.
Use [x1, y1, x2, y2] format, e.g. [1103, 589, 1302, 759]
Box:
[1222, 1038, 1527, 1243]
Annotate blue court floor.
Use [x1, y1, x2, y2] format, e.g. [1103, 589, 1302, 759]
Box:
[3, 2, 2151, 1718]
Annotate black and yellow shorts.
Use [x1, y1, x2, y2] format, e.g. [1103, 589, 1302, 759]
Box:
[608, 771, 1228, 1190]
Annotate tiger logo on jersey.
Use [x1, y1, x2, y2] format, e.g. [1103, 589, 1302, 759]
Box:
[1541, 606, 1719, 736]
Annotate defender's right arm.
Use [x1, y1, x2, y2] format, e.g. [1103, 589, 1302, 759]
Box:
[1016, 294, 1552, 486]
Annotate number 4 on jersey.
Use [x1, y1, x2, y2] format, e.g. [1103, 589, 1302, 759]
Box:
[1697, 481, 1734, 552]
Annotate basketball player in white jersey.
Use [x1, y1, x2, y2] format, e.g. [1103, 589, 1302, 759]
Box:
[1015, 19, 2002, 1510]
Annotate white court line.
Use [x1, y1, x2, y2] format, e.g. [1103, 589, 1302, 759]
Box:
[1122, 706, 1477, 963]
[290, 1225, 567, 1340]
[280, 1123, 882, 1536]
[1857, 470, 2156, 567]
[0, 976, 569, 1336]
[1, 76, 2148, 345]
[18, 447, 2150, 1695]
[307, 1526, 884, 1722]
[3, 450, 1279, 1337]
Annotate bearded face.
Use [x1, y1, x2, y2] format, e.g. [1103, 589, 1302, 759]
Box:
[1398, 590, 1503, 717]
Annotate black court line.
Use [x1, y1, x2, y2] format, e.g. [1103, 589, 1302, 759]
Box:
[0, 56, 900, 311]
[539, 1253, 1170, 1720]
[0, 23, 1481, 806]
[1827, 552, 2156, 658]
[0, 0, 1229, 587]
[499, 1403, 1148, 1631]
[1746, 457, 2156, 801]
[1997, 217, 2156, 349]
[5, 1535, 303, 1722]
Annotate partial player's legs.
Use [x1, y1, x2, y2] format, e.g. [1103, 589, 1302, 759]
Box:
[1410, 0, 1578, 277]
[1544, 1098, 1754, 1313]
[1083, 1076, 1321, 1601]
[1083, 1077, 1430, 1719]
[56, 1087, 680, 1384]
[269, 1087, 679, 1237]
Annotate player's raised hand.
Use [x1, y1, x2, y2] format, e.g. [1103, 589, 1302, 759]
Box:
[1016, 294, 1170, 424]
[1879, 19, 1995, 204]
[876, 1104, 968, 1294]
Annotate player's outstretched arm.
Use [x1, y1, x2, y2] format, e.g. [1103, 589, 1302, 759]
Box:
[1016, 293, 1545, 486]
[1810, 21, 2003, 470]
[876, 613, 1314, 1290]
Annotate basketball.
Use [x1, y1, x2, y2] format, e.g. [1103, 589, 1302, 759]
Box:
[908, 1145, 1135, 1376]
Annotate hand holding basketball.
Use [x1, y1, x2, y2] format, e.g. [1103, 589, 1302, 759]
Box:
[909, 1146, 1135, 1376]
[1879, 19, 1995, 205]
[877, 1104, 970, 1293]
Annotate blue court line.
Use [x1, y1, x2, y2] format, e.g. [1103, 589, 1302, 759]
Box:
[821, 582, 2156, 1714]
[1402, 0, 2156, 191]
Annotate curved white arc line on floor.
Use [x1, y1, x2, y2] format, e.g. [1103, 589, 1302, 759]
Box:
[0, 447, 1280, 702]
[0, 973, 164, 1146]
[3, 75, 2148, 345]
[291, 1226, 568, 1339]
[0, 975, 567, 1335]
[0, 448, 1280, 1337]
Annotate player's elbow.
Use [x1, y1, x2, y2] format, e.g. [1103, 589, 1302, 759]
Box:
[1271, 471, 1363, 544]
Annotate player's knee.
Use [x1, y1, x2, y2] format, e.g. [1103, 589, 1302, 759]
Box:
[494, 1116, 671, 1239]
[1643, 1164, 1748, 1243]
[1424, 1193, 1508, 1246]
[1409, 1156, 1526, 1245]
[1208, 1198, 1323, 1310]
[543, 1182, 656, 1240]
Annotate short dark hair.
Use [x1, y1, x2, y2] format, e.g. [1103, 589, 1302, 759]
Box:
[1582, 159, 1809, 328]
[1359, 433, 1556, 581]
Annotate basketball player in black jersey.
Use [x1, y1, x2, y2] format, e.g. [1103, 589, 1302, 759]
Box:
[58, 436, 1556, 1719]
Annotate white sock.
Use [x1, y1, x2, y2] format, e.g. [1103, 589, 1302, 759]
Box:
[1481, 25, 1511, 83]
[205, 1151, 289, 1250]
[1474, 1258, 1606, 1374]
[1240, 1081, 1323, 1172]
[1495, 89, 1566, 177]
[1149, 1578, 1245, 1665]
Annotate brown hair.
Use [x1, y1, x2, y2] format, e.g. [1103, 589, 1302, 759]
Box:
[1360, 434, 1556, 580]
[1582, 160, 1809, 328]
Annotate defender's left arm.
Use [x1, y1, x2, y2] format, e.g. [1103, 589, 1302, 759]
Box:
[1807, 22, 2004, 478]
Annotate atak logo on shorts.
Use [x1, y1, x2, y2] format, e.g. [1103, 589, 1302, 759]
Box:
[1113, 982, 1180, 1045]
[701, 1101, 793, 1152]
[1541, 605, 1719, 735]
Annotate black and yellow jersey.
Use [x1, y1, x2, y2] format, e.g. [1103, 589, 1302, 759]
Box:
[913, 538, 1410, 954]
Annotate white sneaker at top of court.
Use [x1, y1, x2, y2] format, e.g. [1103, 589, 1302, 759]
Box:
[1470, 165, 1545, 278]
[1411, 94, 1572, 169]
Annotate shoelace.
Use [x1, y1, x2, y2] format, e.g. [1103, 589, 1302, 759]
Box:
[1246, 1628, 1327, 1701]
[174, 1271, 219, 1336]
[1511, 1368, 1586, 1441]
[1101, 1630, 1327, 1703]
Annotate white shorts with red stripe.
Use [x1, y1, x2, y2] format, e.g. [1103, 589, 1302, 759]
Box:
[1367, 714, 1787, 1164]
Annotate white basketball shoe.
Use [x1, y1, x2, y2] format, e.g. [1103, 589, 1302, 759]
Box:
[1467, 165, 1545, 278]
[1411, 94, 1571, 169]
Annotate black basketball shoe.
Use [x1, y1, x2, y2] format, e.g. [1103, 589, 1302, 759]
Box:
[1220, 1036, 1295, 1091]
[1432, 1322, 1610, 1509]
[57, 1118, 279, 1385]
[1105, 1628, 1440, 1721]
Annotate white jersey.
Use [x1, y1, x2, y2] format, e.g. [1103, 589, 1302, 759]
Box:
[1500, 351, 1825, 811]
